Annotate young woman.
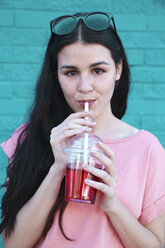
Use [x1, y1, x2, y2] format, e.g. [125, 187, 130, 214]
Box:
[0, 12, 165, 248]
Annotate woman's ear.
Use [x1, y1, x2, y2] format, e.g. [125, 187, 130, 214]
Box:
[115, 60, 123, 81]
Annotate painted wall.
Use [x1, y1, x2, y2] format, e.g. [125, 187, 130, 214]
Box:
[0, 0, 165, 246]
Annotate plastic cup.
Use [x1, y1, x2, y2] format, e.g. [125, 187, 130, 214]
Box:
[64, 134, 104, 204]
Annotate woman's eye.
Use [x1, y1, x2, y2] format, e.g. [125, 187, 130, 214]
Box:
[65, 71, 77, 77]
[93, 68, 105, 75]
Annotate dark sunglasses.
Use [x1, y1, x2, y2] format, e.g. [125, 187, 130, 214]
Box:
[50, 12, 117, 35]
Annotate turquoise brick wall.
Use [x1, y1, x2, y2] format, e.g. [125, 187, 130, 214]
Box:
[0, 0, 165, 247]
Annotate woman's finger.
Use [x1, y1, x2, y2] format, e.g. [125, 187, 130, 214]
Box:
[83, 164, 116, 187]
[50, 113, 95, 137]
[62, 127, 92, 138]
[98, 142, 115, 164]
[91, 149, 115, 177]
[50, 126, 92, 145]
[84, 179, 115, 197]
[63, 121, 94, 131]
[50, 118, 94, 137]
[68, 118, 96, 127]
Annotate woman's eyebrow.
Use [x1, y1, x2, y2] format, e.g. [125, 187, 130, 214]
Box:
[60, 61, 109, 70]
[60, 65, 77, 69]
[90, 61, 110, 67]
[60, 61, 109, 69]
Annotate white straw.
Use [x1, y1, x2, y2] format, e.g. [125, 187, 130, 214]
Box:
[84, 102, 89, 165]
[85, 101, 89, 112]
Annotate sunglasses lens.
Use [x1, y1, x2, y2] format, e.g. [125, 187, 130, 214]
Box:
[85, 13, 110, 31]
[53, 16, 77, 35]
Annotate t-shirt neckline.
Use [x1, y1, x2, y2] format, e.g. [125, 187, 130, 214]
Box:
[103, 129, 145, 144]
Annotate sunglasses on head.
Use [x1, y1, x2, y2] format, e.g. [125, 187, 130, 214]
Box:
[50, 12, 117, 35]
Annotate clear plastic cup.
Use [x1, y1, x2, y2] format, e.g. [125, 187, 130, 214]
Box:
[64, 133, 104, 204]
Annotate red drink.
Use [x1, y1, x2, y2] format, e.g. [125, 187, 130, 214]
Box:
[64, 133, 104, 204]
[65, 163, 101, 204]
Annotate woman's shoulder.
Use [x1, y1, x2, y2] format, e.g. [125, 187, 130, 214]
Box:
[123, 128, 164, 156]
[0, 122, 29, 159]
[121, 120, 161, 146]
[139, 129, 164, 152]
[128, 126, 163, 148]
[104, 120, 164, 151]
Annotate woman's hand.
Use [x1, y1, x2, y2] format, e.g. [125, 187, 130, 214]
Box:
[50, 111, 96, 173]
[83, 142, 117, 213]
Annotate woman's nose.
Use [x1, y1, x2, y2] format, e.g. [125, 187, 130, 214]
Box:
[77, 75, 93, 93]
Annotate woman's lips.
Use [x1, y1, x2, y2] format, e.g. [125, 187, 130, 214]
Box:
[78, 100, 96, 108]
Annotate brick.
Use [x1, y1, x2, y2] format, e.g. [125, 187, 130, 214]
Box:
[0, 233, 4, 248]
[0, 169, 6, 183]
[142, 116, 165, 131]
[144, 50, 165, 66]
[0, 46, 44, 63]
[0, 81, 35, 98]
[152, 132, 165, 149]
[122, 115, 141, 129]
[0, 0, 113, 11]
[129, 83, 143, 99]
[126, 99, 165, 115]
[0, 115, 25, 131]
[1, 29, 164, 51]
[131, 66, 165, 83]
[126, 49, 144, 65]
[0, 64, 40, 81]
[113, 0, 165, 14]
[119, 32, 165, 49]
[142, 84, 165, 99]
[0, 130, 13, 144]
[15, 10, 63, 28]
[0, 27, 50, 46]
[115, 15, 147, 31]
[0, 10, 14, 26]
[148, 15, 165, 31]
[0, 142, 9, 162]
[0, 99, 31, 115]
[0, 82, 13, 98]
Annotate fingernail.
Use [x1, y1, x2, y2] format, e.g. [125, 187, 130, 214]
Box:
[86, 127, 92, 131]
[85, 179, 90, 183]
[90, 121, 96, 125]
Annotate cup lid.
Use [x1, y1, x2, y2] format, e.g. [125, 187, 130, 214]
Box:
[65, 133, 103, 152]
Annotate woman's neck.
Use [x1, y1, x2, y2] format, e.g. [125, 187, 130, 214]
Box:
[91, 111, 138, 141]
[92, 109, 119, 138]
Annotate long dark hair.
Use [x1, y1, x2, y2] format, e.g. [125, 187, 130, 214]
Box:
[0, 14, 130, 241]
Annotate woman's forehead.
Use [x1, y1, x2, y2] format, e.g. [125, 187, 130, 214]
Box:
[57, 42, 112, 64]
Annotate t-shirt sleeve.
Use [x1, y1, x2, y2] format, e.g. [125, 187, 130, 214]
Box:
[139, 137, 165, 225]
[0, 123, 28, 160]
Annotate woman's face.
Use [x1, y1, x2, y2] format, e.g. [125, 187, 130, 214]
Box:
[57, 42, 122, 121]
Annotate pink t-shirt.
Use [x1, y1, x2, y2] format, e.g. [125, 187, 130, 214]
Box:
[1, 124, 165, 248]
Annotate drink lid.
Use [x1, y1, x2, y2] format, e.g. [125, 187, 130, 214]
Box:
[65, 133, 103, 154]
